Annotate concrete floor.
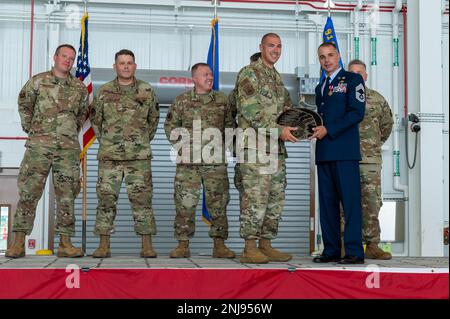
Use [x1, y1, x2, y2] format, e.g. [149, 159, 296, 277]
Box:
[0, 254, 448, 271]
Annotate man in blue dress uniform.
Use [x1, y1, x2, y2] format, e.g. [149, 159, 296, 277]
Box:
[310, 42, 366, 264]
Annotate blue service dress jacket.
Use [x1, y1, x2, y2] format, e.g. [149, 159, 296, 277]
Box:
[314, 69, 366, 162]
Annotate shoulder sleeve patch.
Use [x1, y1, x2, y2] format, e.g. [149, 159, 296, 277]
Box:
[355, 83, 365, 103]
[241, 78, 256, 97]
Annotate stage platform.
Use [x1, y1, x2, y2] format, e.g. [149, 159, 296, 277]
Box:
[0, 255, 448, 299]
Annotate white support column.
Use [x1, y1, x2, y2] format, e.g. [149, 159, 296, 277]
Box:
[406, 0, 421, 257]
[407, 0, 445, 257]
[418, 0, 445, 256]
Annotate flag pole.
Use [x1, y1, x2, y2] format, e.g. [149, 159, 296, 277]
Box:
[212, 0, 219, 18]
[201, 0, 220, 225]
[82, 155, 87, 253]
[81, 0, 88, 254]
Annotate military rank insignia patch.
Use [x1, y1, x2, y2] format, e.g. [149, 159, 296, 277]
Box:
[135, 94, 147, 105]
[355, 83, 365, 102]
[241, 78, 256, 97]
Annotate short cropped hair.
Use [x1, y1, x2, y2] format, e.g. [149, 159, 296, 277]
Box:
[318, 42, 338, 52]
[261, 33, 281, 44]
[191, 62, 210, 77]
[115, 49, 135, 63]
[55, 44, 76, 56]
[347, 59, 367, 70]
[250, 52, 261, 62]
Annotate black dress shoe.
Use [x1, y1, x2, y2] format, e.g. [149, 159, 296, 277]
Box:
[313, 254, 341, 263]
[337, 255, 365, 264]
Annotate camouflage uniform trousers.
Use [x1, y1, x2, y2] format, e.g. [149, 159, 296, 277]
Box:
[174, 164, 230, 240]
[13, 145, 81, 236]
[234, 163, 243, 203]
[340, 164, 382, 244]
[94, 159, 156, 236]
[239, 159, 287, 240]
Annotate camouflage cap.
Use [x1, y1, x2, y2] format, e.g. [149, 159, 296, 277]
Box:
[276, 108, 323, 139]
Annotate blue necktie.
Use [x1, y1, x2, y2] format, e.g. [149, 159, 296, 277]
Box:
[323, 76, 331, 98]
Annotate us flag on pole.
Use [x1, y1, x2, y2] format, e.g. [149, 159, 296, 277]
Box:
[76, 13, 95, 160]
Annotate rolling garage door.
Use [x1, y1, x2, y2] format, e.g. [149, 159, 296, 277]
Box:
[68, 106, 312, 255]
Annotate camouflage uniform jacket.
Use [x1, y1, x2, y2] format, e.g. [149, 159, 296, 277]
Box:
[91, 77, 159, 161]
[18, 69, 89, 150]
[164, 89, 234, 165]
[229, 67, 292, 128]
[236, 58, 293, 157]
[359, 88, 394, 164]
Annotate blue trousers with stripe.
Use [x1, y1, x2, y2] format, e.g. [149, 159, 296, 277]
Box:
[317, 161, 364, 258]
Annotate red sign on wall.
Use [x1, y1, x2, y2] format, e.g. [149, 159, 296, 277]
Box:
[28, 239, 36, 249]
[159, 77, 194, 86]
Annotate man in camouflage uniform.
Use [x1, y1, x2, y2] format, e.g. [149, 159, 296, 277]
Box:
[90, 49, 160, 258]
[348, 59, 394, 259]
[164, 62, 235, 259]
[229, 52, 261, 202]
[228, 52, 261, 120]
[6, 44, 88, 258]
[236, 33, 298, 264]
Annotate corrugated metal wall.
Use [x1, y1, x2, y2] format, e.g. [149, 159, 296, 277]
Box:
[66, 107, 311, 256]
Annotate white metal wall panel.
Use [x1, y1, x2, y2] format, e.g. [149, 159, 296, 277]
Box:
[443, 29, 449, 226]
[0, 21, 28, 104]
[67, 106, 311, 255]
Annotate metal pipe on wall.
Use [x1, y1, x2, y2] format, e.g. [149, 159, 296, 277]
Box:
[0, 8, 399, 36]
[45, 2, 62, 72]
[370, 0, 380, 90]
[0, 13, 358, 34]
[54, 0, 400, 13]
[353, 0, 363, 59]
[29, 0, 35, 79]
[402, 5, 408, 118]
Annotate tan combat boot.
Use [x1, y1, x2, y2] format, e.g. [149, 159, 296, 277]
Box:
[365, 243, 392, 260]
[259, 238, 292, 262]
[57, 235, 84, 258]
[140, 234, 157, 258]
[212, 238, 235, 258]
[240, 239, 269, 264]
[93, 235, 111, 258]
[169, 240, 190, 258]
[5, 232, 26, 258]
